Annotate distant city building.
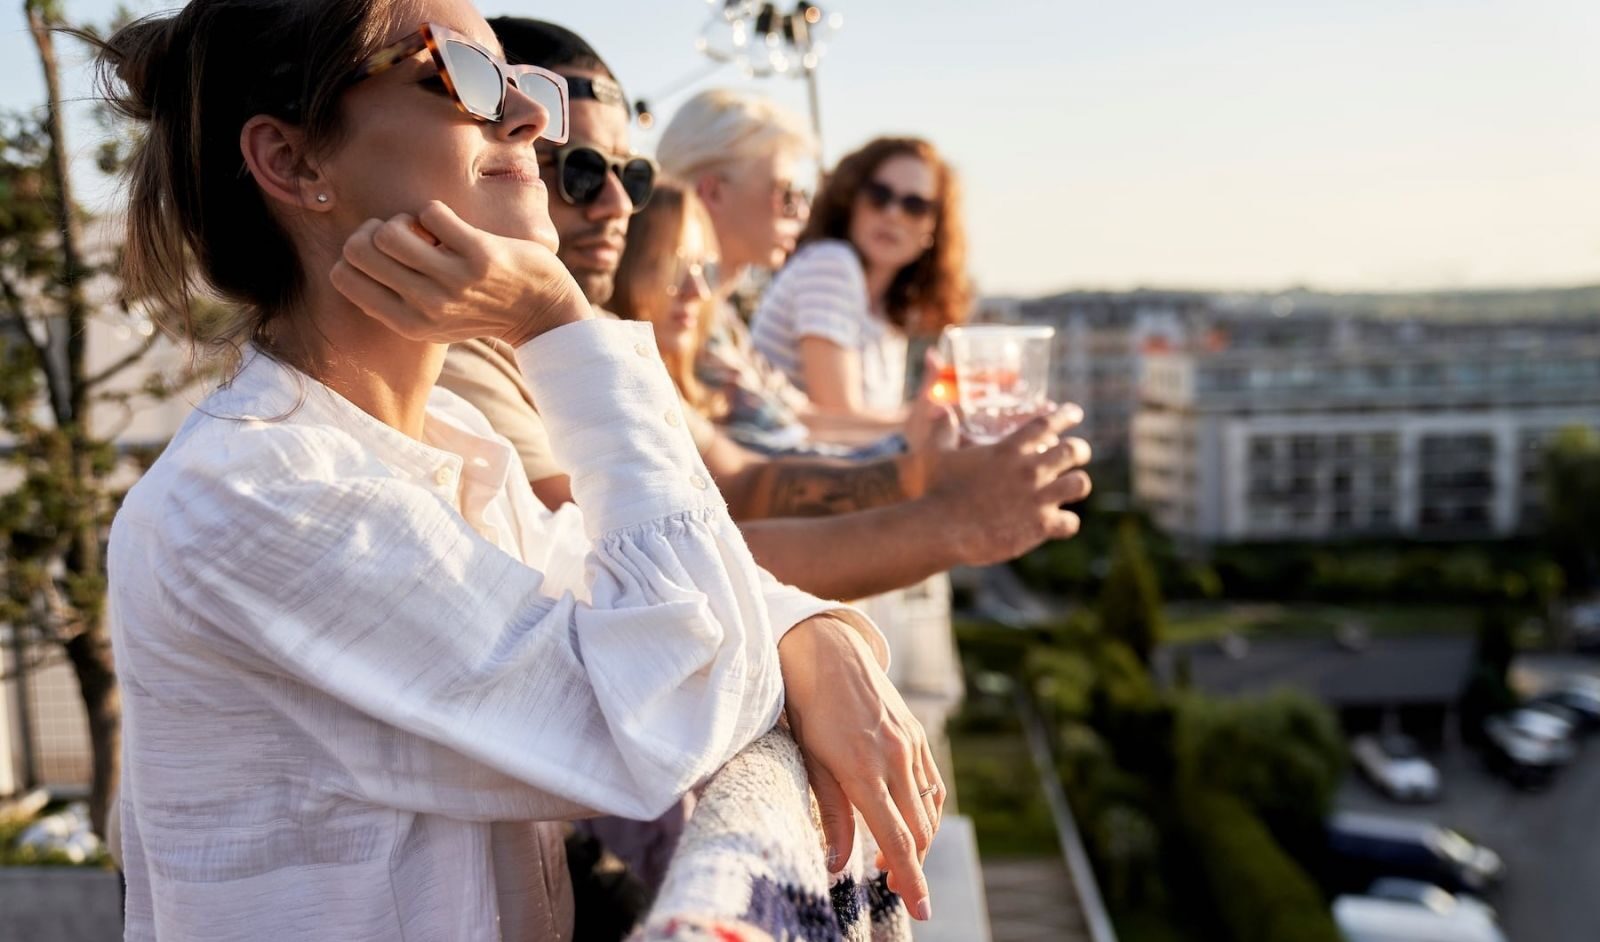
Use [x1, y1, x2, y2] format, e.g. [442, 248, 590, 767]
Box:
[978, 288, 1600, 468]
[1133, 336, 1600, 542]
[977, 291, 1205, 460]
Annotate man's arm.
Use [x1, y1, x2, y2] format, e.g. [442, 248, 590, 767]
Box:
[700, 431, 924, 521]
[710, 410, 1092, 601]
[528, 411, 1092, 601]
[739, 503, 961, 601]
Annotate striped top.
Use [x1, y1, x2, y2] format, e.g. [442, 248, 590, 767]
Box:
[751, 240, 909, 415]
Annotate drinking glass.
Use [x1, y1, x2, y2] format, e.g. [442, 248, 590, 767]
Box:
[942, 325, 1054, 444]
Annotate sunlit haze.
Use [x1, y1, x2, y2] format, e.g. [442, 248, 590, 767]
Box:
[2, 0, 1595, 295]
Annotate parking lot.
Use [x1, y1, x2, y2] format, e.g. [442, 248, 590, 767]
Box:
[1337, 657, 1600, 942]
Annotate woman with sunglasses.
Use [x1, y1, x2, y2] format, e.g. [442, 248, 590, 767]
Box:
[751, 138, 974, 809]
[751, 137, 972, 424]
[93, 2, 942, 938]
[610, 181, 727, 426]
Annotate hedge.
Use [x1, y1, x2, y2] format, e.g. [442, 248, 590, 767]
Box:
[1178, 790, 1340, 942]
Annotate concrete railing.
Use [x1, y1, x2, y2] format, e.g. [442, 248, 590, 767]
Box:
[1016, 688, 1118, 942]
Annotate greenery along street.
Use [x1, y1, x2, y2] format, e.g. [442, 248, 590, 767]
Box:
[951, 440, 1600, 942]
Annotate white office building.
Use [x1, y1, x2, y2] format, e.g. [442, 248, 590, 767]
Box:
[1133, 340, 1600, 542]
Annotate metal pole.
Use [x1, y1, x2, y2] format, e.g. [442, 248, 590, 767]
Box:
[804, 62, 824, 157]
[8, 623, 40, 791]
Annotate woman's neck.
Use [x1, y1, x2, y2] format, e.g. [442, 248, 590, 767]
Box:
[277, 276, 444, 442]
[862, 260, 896, 315]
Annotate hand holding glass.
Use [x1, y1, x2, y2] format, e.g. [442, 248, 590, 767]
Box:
[942, 325, 1055, 444]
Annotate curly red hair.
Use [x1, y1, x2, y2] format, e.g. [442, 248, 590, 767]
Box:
[799, 136, 972, 334]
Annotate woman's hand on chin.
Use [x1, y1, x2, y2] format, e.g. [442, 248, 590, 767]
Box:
[777, 615, 943, 922]
[330, 200, 591, 347]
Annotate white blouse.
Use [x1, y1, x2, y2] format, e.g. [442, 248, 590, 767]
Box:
[107, 319, 878, 941]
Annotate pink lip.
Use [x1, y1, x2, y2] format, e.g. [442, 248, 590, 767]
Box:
[571, 238, 624, 260]
[482, 165, 545, 185]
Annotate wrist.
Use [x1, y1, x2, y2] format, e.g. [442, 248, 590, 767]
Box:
[780, 612, 884, 671]
[505, 292, 593, 348]
[918, 489, 979, 570]
[895, 451, 928, 500]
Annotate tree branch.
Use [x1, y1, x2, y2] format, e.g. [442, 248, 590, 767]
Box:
[0, 269, 51, 376]
[84, 330, 159, 391]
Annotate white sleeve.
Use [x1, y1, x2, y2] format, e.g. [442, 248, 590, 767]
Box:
[151, 320, 795, 823]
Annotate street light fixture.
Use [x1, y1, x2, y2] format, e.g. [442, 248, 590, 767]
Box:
[693, 1, 844, 152]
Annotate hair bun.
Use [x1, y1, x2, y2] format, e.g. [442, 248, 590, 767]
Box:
[97, 14, 181, 122]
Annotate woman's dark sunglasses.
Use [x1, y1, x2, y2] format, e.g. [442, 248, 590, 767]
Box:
[354, 23, 570, 143]
[861, 180, 937, 220]
[551, 144, 657, 213]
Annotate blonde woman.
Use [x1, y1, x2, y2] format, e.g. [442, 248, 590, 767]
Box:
[658, 89, 906, 453]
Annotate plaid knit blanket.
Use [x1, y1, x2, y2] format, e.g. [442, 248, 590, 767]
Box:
[629, 730, 913, 942]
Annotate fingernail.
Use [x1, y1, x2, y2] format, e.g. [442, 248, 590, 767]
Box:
[915, 897, 933, 921]
[825, 847, 840, 872]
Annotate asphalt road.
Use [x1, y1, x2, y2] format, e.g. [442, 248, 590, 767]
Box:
[1338, 657, 1600, 942]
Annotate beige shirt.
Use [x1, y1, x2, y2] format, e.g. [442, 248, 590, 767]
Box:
[442, 337, 717, 485]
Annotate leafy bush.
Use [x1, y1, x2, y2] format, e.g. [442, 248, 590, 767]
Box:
[1174, 689, 1345, 836]
[1179, 790, 1341, 942]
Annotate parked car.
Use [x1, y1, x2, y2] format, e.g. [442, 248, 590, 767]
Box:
[1483, 707, 1577, 787]
[1323, 812, 1504, 896]
[1569, 601, 1600, 651]
[1366, 878, 1498, 923]
[1350, 734, 1441, 802]
[1528, 678, 1600, 733]
[1334, 894, 1508, 942]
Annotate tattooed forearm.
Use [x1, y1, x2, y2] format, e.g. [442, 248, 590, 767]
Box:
[762, 458, 906, 518]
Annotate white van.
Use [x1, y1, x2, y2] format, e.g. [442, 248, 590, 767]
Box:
[1334, 895, 1508, 942]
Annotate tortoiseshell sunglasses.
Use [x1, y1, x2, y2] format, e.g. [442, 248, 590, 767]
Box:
[354, 23, 570, 144]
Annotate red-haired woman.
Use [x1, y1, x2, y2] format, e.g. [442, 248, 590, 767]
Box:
[752, 138, 972, 782]
[751, 136, 971, 423]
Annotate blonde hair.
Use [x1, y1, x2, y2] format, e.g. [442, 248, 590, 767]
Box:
[611, 180, 726, 419]
[655, 88, 816, 182]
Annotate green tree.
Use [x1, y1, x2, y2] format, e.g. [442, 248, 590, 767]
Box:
[1097, 518, 1166, 665]
[1174, 690, 1345, 835]
[1543, 425, 1600, 596]
[1459, 605, 1520, 741]
[0, 2, 196, 836]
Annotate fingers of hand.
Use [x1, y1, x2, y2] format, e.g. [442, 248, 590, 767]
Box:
[329, 258, 407, 324]
[341, 219, 437, 305]
[806, 758, 856, 874]
[1046, 508, 1082, 541]
[854, 782, 929, 918]
[372, 214, 453, 274]
[416, 200, 485, 259]
[1037, 435, 1092, 476]
[919, 738, 946, 825]
[1042, 469, 1093, 507]
[886, 741, 936, 863]
[1015, 403, 1085, 451]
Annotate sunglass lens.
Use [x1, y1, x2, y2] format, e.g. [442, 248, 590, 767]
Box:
[621, 159, 656, 211]
[902, 195, 935, 219]
[862, 181, 893, 209]
[562, 148, 610, 205]
[441, 41, 505, 119]
[510, 68, 568, 143]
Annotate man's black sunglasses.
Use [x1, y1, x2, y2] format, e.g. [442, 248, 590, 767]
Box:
[548, 144, 657, 213]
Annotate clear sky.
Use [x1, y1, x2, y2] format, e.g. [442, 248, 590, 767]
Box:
[3, 0, 1596, 297]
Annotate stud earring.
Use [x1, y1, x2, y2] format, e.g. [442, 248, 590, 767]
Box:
[316, 194, 329, 204]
